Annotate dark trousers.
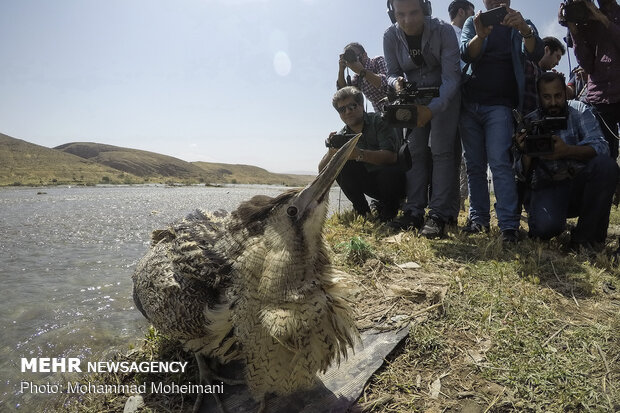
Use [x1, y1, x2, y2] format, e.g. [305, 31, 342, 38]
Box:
[336, 161, 405, 218]
[525, 154, 618, 244]
[593, 102, 620, 160]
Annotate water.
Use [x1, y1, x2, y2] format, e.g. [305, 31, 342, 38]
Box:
[0, 184, 352, 411]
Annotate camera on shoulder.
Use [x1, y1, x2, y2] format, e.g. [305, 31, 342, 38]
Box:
[381, 81, 439, 128]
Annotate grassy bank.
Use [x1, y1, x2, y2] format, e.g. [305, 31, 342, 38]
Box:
[52, 208, 620, 413]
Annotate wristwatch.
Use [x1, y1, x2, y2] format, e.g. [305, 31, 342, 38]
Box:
[356, 149, 365, 162]
[521, 26, 534, 39]
[359, 69, 367, 79]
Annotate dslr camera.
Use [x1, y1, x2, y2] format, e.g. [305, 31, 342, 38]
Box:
[326, 133, 357, 149]
[381, 81, 440, 128]
[513, 110, 568, 157]
[560, 0, 593, 26]
[343, 48, 359, 64]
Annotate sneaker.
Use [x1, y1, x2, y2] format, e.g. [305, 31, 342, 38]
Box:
[420, 215, 445, 238]
[501, 229, 520, 243]
[370, 199, 384, 215]
[387, 211, 424, 232]
[461, 219, 490, 234]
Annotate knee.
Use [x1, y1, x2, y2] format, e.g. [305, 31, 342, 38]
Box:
[528, 212, 565, 240]
[589, 154, 619, 180]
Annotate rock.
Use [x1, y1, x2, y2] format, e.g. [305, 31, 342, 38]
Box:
[123, 394, 145, 413]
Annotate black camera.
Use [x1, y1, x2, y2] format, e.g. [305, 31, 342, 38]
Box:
[343, 48, 359, 64]
[561, 0, 592, 25]
[514, 110, 568, 157]
[381, 81, 440, 128]
[480, 6, 508, 27]
[326, 133, 357, 149]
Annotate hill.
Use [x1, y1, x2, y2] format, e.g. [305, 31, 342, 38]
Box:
[55, 142, 208, 181]
[56, 142, 315, 186]
[0, 133, 143, 186]
[192, 161, 315, 187]
[0, 136, 315, 187]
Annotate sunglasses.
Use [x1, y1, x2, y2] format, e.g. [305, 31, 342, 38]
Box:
[336, 102, 359, 114]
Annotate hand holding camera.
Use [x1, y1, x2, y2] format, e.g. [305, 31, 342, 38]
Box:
[325, 132, 357, 149]
[381, 80, 439, 128]
[473, 11, 494, 38]
[513, 110, 568, 157]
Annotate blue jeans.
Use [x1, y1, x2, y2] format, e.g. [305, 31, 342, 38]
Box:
[460, 100, 520, 231]
[525, 154, 618, 244]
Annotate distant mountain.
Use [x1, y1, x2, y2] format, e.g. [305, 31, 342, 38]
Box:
[192, 162, 315, 187]
[0, 133, 143, 186]
[55, 142, 207, 180]
[0, 134, 315, 187]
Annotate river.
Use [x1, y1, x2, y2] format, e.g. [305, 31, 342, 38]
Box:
[0, 184, 352, 411]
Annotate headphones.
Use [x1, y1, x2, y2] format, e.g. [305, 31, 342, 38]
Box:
[387, 0, 432, 24]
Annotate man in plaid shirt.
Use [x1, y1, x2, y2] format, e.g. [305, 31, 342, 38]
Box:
[514, 72, 617, 251]
[337, 43, 389, 112]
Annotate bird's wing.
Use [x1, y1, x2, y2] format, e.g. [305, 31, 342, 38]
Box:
[154, 209, 232, 285]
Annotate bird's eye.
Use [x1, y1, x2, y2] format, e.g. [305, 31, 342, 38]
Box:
[286, 206, 298, 217]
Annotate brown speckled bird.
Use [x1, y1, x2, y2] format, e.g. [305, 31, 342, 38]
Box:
[132, 135, 361, 412]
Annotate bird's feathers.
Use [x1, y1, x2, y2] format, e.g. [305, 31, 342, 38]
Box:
[132, 190, 359, 401]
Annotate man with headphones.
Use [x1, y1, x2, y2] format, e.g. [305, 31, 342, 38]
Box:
[383, 0, 461, 238]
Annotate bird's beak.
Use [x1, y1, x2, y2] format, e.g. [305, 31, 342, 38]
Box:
[288, 133, 361, 220]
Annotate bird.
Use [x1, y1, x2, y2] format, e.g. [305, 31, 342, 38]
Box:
[131, 134, 361, 412]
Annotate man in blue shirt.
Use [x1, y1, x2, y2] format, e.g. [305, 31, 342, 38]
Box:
[514, 72, 618, 251]
[459, 1, 544, 243]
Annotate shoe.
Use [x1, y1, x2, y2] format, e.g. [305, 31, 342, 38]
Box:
[387, 211, 424, 232]
[378, 208, 399, 223]
[501, 229, 520, 243]
[461, 219, 490, 234]
[420, 215, 445, 238]
[371, 200, 399, 222]
[370, 199, 384, 215]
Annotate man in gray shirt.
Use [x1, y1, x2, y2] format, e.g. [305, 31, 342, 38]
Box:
[384, 0, 461, 237]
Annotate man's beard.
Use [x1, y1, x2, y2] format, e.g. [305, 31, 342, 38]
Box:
[542, 102, 568, 117]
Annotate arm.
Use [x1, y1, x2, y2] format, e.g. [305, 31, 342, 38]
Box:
[426, 24, 461, 116]
[503, 8, 539, 55]
[543, 136, 596, 161]
[366, 56, 389, 90]
[383, 27, 405, 90]
[336, 55, 347, 89]
[462, 12, 492, 62]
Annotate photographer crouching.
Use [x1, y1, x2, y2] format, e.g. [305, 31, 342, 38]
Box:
[319, 86, 405, 222]
[514, 72, 618, 252]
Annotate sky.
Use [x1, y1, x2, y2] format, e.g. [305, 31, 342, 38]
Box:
[0, 0, 578, 174]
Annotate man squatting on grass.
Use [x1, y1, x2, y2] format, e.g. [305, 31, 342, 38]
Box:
[514, 72, 618, 251]
[319, 86, 405, 223]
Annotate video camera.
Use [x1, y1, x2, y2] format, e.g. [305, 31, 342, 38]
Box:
[513, 110, 568, 157]
[560, 0, 593, 26]
[381, 81, 440, 128]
